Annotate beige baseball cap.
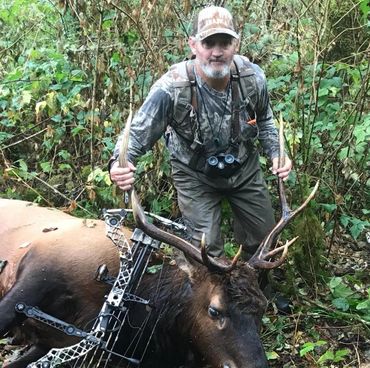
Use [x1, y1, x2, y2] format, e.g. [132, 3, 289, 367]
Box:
[194, 6, 239, 41]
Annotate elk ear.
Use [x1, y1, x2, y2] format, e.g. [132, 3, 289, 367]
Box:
[174, 250, 196, 282]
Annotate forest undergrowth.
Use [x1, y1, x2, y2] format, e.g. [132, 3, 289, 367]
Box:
[0, 0, 369, 367]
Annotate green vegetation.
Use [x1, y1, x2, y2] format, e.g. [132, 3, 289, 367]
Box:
[0, 0, 369, 366]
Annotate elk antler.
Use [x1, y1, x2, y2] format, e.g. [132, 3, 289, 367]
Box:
[248, 120, 320, 269]
[119, 105, 240, 273]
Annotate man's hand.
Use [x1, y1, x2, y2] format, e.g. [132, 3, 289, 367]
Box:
[271, 156, 292, 181]
[110, 161, 136, 191]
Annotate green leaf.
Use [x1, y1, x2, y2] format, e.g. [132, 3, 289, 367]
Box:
[102, 19, 112, 30]
[349, 221, 366, 240]
[58, 150, 71, 160]
[68, 84, 84, 98]
[70, 70, 84, 82]
[51, 115, 62, 123]
[146, 264, 163, 274]
[6, 69, 22, 81]
[0, 132, 13, 142]
[339, 216, 369, 240]
[17, 159, 28, 173]
[331, 283, 353, 299]
[360, 0, 370, 21]
[300, 342, 315, 357]
[40, 161, 52, 173]
[50, 83, 63, 91]
[356, 300, 370, 311]
[58, 163, 72, 171]
[332, 297, 350, 311]
[329, 277, 342, 289]
[266, 351, 279, 360]
[72, 125, 86, 136]
[21, 90, 32, 106]
[338, 147, 348, 160]
[29, 48, 41, 60]
[339, 215, 350, 228]
[104, 173, 112, 186]
[320, 203, 337, 212]
[164, 29, 173, 37]
[318, 350, 335, 363]
[333, 348, 350, 362]
[110, 52, 121, 67]
[318, 88, 329, 97]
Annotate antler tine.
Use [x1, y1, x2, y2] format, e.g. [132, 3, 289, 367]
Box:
[248, 237, 298, 269]
[201, 234, 211, 267]
[200, 234, 242, 272]
[248, 119, 320, 269]
[230, 245, 243, 268]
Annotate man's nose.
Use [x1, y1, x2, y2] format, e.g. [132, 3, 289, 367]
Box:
[212, 45, 223, 57]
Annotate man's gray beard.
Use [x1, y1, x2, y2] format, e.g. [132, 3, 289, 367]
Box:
[200, 63, 230, 79]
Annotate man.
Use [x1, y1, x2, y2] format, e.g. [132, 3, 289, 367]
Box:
[109, 6, 292, 258]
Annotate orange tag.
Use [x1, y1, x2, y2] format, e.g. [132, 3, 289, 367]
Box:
[246, 119, 256, 126]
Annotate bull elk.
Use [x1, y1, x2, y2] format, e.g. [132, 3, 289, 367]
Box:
[0, 121, 318, 367]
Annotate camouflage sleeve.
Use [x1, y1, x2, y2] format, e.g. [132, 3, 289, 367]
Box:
[252, 64, 280, 160]
[111, 77, 174, 165]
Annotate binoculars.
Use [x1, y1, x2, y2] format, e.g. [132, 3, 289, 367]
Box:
[204, 153, 241, 178]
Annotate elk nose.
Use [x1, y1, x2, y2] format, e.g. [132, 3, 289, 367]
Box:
[223, 361, 236, 368]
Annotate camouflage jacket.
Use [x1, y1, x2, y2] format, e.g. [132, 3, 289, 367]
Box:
[112, 55, 279, 171]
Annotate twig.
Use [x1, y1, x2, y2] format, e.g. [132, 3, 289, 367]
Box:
[32, 175, 95, 217]
[0, 79, 43, 85]
[0, 22, 39, 56]
[0, 152, 53, 206]
[66, 0, 94, 44]
[326, 207, 339, 258]
[1, 128, 48, 150]
[318, 25, 367, 59]
[1, 150, 95, 217]
[45, 0, 77, 38]
[144, 0, 158, 22]
[302, 296, 370, 331]
[298, 0, 318, 19]
[90, 10, 103, 171]
[108, 1, 158, 63]
[172, 5, 190, 38]
[0, 118, 50, 145]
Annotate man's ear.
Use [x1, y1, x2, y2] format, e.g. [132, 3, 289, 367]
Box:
[188, 37, 197, 55]
[234, 38, 240, 52]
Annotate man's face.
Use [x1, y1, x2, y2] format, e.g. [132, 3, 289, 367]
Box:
[189, 34, 237, 79]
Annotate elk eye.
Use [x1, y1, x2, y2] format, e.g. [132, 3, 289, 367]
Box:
[208, 306, 221, 319]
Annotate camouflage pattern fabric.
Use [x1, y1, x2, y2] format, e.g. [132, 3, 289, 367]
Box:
[112, 55, 280, 169]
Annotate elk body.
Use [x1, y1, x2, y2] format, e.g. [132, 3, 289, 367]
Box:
[0, 198, 269, 368]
